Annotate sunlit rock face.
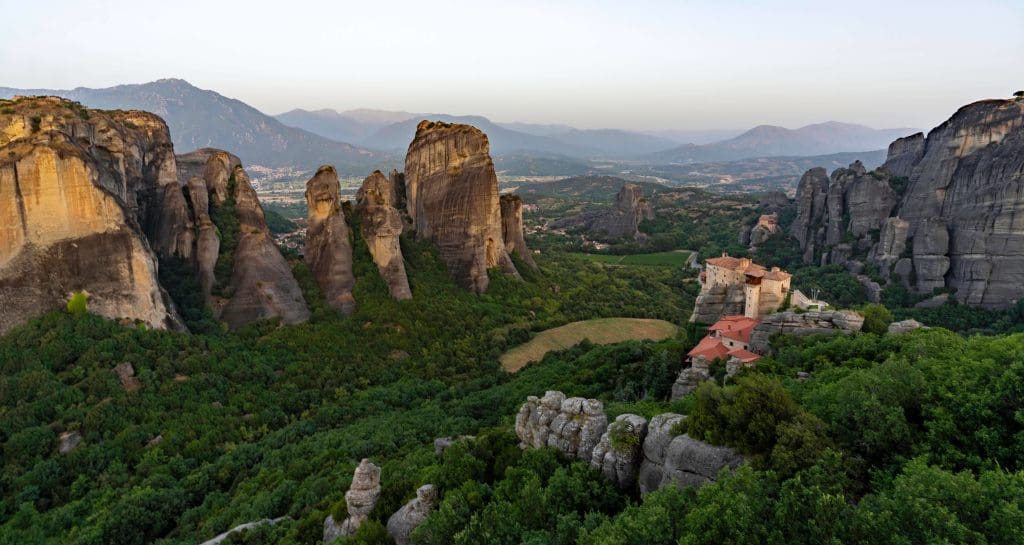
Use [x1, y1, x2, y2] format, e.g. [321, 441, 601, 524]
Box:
[305, 165, 356, 313]
[0, 97, 183, 333]
[404, 120, 519, 292]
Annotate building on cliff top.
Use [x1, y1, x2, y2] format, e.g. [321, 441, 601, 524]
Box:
[687, 315, 761, 366]
[691, 253, 791, 322]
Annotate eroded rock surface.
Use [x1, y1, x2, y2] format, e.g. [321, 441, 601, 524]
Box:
[748, 309, 864, 354]
[794, 99, 1024, 308]
[305, 166, 356, 313]
[590, 414, 648, 491]
[0, 97, 184, 333]
[515, 391, 608, 462]
[324, 459, 382, 543]
[637, 413, 744, 493]
[404, 120, 518, 292]
[356, 170, 411, 300]
[516, 392, 742, 494]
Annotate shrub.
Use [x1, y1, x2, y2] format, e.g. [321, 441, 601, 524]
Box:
[66, 291, 88, 314]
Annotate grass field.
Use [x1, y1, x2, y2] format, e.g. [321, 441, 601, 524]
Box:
[500, 318, 680, 372]
[571, 250, 693, 267]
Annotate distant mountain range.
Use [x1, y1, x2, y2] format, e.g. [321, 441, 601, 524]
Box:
[645, 121, 915, 163]
[277, 110, 694, 157]
[0, 79, 391, 174]
[1, 78, 917, 178]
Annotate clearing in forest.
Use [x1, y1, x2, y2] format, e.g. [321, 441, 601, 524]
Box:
[500, 317, 679, 372]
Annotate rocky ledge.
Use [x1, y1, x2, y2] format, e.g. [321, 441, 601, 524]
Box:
[515, 391, 743, 493]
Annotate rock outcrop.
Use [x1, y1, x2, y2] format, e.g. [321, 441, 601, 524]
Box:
[0, 97, 310, 333]
[549, 183, 654, 241]
[305, 166, 356, 313]
[794, 99, 1024, 308]
[499, 194, 537, 269]
[637, 414, 744, 493]
[515, 391, 608, 462]
[404, 120, 519, 292]
[324, 459, 382, 543]
[356, 170, 411, 300]
[748, 309, 864, 354]
[515, 392, 742, 494]
[0, 96, 184, 333]
[748, 213, 781, 247]
[386, 484, 438, 545]
[888, 318, 925, 334]
[590, 414, 648, 491]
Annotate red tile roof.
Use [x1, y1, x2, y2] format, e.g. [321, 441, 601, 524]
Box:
[726, 348, 762, 364]
[687, 336, 730, 361]
[708, 315, 760, 343]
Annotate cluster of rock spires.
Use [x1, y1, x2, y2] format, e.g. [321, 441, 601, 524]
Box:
[791, 98, 1024, 308]
[302, 120, 535, 310]
[0, 96, 308, 333]
[515, 391, 743, 493]
[0, 96, 534, 332]
[323, 459, 438, 545]
[548, 182, 655, 241]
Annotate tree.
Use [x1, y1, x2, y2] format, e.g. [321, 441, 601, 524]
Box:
[1014, 90, 1024, 100]
[860, 303, 893, 334]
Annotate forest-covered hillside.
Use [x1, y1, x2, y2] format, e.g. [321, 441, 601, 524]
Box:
[2, 224, 1022, 544]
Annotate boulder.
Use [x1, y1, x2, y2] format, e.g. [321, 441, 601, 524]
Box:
[113, 362, 141, 392]
[356, 170, 412, 300]
[58, 431, 82, 454]
[748, 213, 781, 247]
[386, 484, 438, 545]
[888, 319, 925, 334]
[305, 166, 356, 313]
[404, 120, 519, 292]
[671, 366, 710, 400]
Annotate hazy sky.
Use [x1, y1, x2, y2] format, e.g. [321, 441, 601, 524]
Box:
[3, 0, 1022, 130]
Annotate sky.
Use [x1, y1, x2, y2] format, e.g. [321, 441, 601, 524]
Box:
[2, 0, 1022, 131]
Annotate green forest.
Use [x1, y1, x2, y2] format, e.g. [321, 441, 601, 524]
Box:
[2, 193, 1023, 545]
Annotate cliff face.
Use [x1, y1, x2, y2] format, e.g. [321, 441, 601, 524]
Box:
[404, 121, 519, 292]
[0, 97, 183, 333]
[793, 99, 1024, 308]
[179, 149, 310, 328]
[499, 194, 536, 269]
[305, 166, 356, 313]
[356, 170, 411, 300]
